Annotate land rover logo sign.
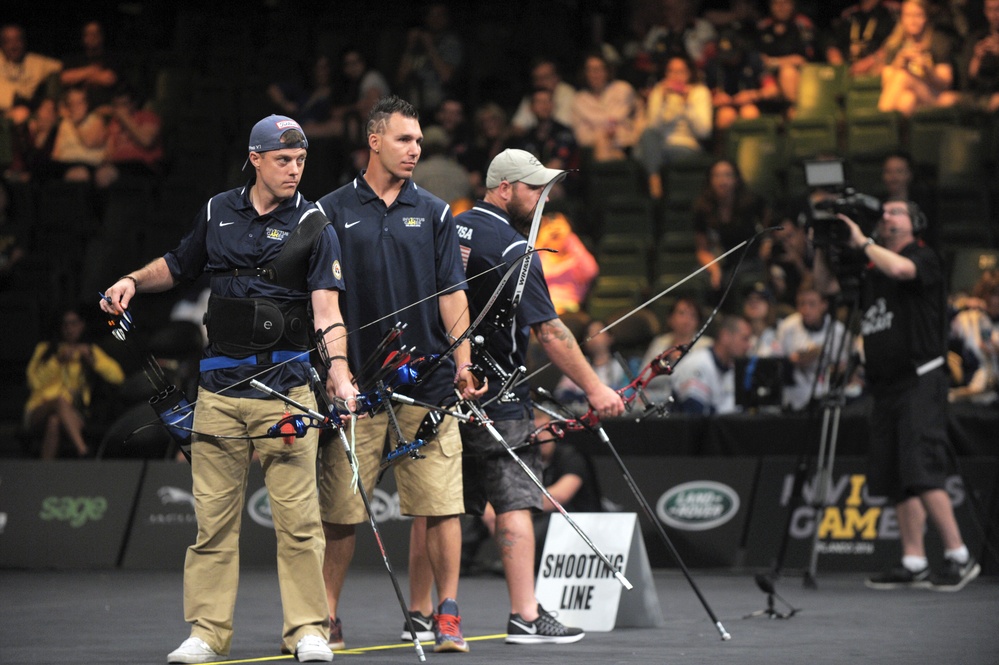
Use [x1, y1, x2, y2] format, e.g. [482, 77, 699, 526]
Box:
[247, 487, 273, 528]
[656, 481, 740, 531]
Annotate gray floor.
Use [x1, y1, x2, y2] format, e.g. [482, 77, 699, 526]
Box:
[2, 568, 996, 665]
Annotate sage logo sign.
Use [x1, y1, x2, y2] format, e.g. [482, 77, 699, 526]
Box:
[656, 481, 740, 531]
[39, 496, 108, 528]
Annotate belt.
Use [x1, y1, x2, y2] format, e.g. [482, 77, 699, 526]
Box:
[915, 356, 945, 376]
[200, 350, 308, 372]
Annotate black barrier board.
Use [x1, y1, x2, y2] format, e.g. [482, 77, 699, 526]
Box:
[592, 456, 758, 567]
[121, 461, 197, 569]
[0, 460, 144, 569]
[744, 456, 998, 573]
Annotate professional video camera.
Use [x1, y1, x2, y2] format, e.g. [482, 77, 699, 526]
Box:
[803, 160, 882, 248]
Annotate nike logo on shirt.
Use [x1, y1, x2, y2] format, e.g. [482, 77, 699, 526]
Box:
[219, 221, 235, 227]
[345, 220, 362, 228]
[509, 619, 537, 634]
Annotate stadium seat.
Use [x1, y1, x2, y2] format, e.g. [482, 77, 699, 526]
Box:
[793, 64, 846, 120]
[784, 116, 838, 163]
[844, 75, 882, 116]
[735, 135, 782, 202]
[844, 111, 900, 158]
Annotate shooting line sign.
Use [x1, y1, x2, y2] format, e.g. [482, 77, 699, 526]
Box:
[535, 512, 664, 631]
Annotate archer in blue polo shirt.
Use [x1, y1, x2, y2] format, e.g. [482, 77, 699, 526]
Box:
[453, 148, 624, 644]
[314, 96, 483, 655]
[315, 169, 464, 403]
[101, 115, 348, 664]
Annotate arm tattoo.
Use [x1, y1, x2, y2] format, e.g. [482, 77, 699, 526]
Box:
[535, 319, 578, 351]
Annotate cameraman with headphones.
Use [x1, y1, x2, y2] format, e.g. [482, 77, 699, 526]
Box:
[814, 198, 980, 592]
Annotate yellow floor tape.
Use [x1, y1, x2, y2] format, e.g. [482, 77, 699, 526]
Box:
[214, 634, 507, 663]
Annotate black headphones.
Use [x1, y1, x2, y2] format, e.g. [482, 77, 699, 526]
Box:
[906, 201, 928, 236]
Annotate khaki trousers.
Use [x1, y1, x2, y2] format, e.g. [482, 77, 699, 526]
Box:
[183, 385, 330, 655]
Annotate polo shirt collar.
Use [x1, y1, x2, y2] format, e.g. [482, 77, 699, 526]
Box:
[470, 200, 511, 227]
[238, 178, 302, 217]
[355, 170, 419, 207]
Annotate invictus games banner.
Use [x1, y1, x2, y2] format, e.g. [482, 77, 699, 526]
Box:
[744, 456, 998, 573]
[592, 456, 758, 568]
[0, 460, 144, 568]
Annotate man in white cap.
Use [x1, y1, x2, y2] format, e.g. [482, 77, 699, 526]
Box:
[408, 148, 625, 643]
[101, 114, 351, 663]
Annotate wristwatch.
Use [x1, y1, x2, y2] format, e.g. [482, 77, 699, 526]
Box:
[861, 237, 875, 251]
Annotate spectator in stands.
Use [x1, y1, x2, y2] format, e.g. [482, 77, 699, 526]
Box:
[826, 0, 900, 76]
[24, 305, 124, 459]
[877, 0, 958, 115]
[742, 280, 782, 356]
[509, 87, 577, 173]
[636, 54, 713, 198]
[0, 24, 61, 128]
[466, 102, 511, 198]
[757, 0, 817, 106]
[303, 49, 389, 142]
[536, 212, 599, 314]
[532, 410, 602, 561]
[395, 2, 463, 117]
[693, 158, 769, 292]
[434, 96, 472, 164]
[641, 0, 719, 72]
[554, 319, 628, 413]
[411, 125, 473, 207]
[8, 96, 59, 181]
[570, 52, 641, 161]
[705, 26, 781, 132]
[960, 0, 999, 113]
[59, 21, 119, 113]
[762, 208, 812, 309]
[266, 53, 334, 125]
[700, 0, 765, 29]
[51, 86, 107, 182]
[948, 270, 999, 403]
[880, 150, 936, 245]
[0, 184, 26, 290]
[670, 313, 753, 414]
[511, 58, 576, 135]
[775, 280, 847, 410]
[640, 296, 714, 403]
[94, 84, 162, 188]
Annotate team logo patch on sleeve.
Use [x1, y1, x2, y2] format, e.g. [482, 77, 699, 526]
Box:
[265, 227, 289, 241]
[332, 260, 342, 280]
[402, 217, 424, 228]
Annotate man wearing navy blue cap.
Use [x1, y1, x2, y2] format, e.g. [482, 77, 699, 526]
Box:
[101, 115, 352, 663]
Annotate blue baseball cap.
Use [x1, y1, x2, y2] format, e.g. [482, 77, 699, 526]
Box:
[247, 115, 308, 153]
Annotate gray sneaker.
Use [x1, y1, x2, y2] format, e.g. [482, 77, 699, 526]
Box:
[505, 604, 585, 645]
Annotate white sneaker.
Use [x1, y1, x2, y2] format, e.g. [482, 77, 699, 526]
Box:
[167, 637, 223, 664]
[296, 634, 334, 662]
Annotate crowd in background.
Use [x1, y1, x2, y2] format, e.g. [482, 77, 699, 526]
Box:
[2, 0, 999, 458]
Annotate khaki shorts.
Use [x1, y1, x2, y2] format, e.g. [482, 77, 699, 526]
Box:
[318, 404, 463, 523]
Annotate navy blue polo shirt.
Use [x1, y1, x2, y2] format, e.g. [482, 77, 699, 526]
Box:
[164, 181, 344, 397]
[455, 201, 558, 420]
[316, 172, 465, 403]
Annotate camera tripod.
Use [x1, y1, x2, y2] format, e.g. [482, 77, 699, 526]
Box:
[748, 292, 860, 618]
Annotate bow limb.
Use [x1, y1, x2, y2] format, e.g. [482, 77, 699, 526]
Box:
[511, 172, 568, 311]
